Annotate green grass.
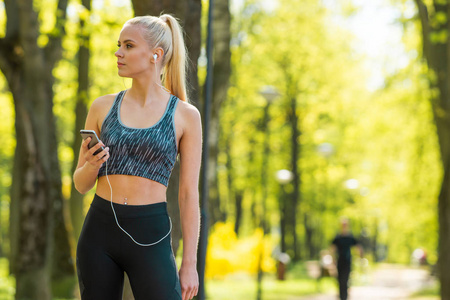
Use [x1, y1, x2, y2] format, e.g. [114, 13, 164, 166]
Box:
[2, 258, 437, 300]
[205, 262, 337, 300]
[0, 258, 336, 300]
[409, 280, 439, 299]
[206, 274, 336, 300]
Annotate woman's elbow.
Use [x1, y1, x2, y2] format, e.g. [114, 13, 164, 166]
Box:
[73, 180, 87, 195]
[179, 188, 199, 201]
[73, 173, 91, 195]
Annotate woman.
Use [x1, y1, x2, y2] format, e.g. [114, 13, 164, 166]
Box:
[73, 14, 201, 300]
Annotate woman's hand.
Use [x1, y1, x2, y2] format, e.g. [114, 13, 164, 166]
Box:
[81, 137, 110, 170]
[179, 263, 198, 300]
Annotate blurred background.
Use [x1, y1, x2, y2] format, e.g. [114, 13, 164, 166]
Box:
[0, 0, 446, 299]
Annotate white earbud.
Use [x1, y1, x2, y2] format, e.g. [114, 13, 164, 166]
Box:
[152, 53, 171, 94]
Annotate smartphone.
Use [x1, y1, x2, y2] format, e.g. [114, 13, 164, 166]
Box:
[80, 130, 105, 155]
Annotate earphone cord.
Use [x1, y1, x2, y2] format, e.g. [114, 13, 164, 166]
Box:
[105, 159, 172, 247]
[154, 59, 172, 94]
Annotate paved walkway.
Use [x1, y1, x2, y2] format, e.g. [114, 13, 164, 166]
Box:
[296, 264, 436, 300]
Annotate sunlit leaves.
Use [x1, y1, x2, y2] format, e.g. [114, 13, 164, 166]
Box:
[430, 29, 448, 43]
[219, 0, 440, 264]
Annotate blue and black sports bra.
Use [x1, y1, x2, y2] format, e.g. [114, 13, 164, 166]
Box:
[97, 90, 179, 187]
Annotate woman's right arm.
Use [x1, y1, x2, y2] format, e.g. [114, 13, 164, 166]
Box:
[73, 99, 110, 194]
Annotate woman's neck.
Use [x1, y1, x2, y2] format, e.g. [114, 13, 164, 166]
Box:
[128, 76, 169, 106]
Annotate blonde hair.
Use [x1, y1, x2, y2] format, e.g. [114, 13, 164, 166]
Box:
[125, 14, 188, 102]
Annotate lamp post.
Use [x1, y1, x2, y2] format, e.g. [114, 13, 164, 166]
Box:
[276, 169, 294, 184]
[260, 85, 280, 104]
[275, 169, 293, 280]
[344, 178, 359, 190]
[317, 142, 334, 159]
[256, 86, 280, 300]
[276, 170, 294, 252]
[315, 142, 334, 255]
[259, 86, 280, 233]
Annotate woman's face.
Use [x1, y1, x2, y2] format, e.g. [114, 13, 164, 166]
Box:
[115, 24, 153, 78]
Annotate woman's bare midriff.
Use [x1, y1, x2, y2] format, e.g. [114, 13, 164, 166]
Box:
[96, 175, 167, 205]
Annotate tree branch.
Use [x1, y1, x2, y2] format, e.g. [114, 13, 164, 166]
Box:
[0, 0, 21, 77]
[0, 38, 22, 85]
[414, 0, 432, 64]
[45, 0, 69, 71]
[4, 0, 19, 39]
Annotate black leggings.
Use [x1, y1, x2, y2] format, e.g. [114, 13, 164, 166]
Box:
[76, 194, 182, 300]
[337, 261, 351, 300]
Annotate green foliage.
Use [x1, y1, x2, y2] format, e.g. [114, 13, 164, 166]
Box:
[222, 0, 368, 243]
[0, 74, 14, 258]
[53, 0, 133, 197]
[0, 258, 14, 299]
[220, 0, 440, 266]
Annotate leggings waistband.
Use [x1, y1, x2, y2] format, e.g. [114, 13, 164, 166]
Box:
[91, 194, 168, 218]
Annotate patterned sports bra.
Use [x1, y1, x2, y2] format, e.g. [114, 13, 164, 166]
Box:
[97, 90, 179, 187]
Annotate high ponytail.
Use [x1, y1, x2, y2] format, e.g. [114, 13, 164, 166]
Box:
[125, 14, 188, 102]
[159, 14, 188, 102]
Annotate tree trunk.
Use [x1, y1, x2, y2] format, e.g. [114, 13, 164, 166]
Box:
[260, 102, 272, 234]
[288, 94, 301, 261]
[234, 192, 244, 235]
[414, 1, 450, 298]
[0, 0, 74, 298]
[206, 0, 232, 226]
[128, 2, 202, 299]
[304, 213, 314, 259]
[223, 128, 244, 234]
[70, 0, 91, 243]
[279, 185, 287, 253]
[131, 0, 201, 253]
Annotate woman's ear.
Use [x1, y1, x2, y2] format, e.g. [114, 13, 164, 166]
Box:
[152, 48, 164, 63]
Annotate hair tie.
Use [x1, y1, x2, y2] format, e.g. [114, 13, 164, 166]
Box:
[159, 15, 169, 24]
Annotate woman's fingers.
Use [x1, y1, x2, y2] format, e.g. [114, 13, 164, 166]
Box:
[182, 283, 198, 300]
[89, 141, 104, 156]
[81, 137, 91, 149]
[194, 286, 198, 297]
[99, 149, 110, 163]
[83, 140, 109, 169]
[188, 289, 195, 299]
[182, 285, 188, 300]
[94, 147, 109, 161]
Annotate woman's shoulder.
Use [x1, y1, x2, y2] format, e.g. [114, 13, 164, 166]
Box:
[174, 99, 201, 136]
[175, 99, 201, 120]
[90, 93, 119, 112]
[87, 92, 121, 132]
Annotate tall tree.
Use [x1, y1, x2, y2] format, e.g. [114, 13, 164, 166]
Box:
[286, 91, 301, 261]
[413, 1, 450, 298]
[0, 0, 74, 299]
[207, 0, 232, 226]
[125, 1, 202, 298]
[70, 0, 92, 243]
[130, 0, 202, 257]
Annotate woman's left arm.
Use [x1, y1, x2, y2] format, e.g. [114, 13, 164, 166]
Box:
[178, 104, 202, 300]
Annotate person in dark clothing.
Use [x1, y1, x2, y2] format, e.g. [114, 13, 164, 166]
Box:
[331, 218, 364, 300]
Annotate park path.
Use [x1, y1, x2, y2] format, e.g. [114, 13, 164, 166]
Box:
[296, 264, 436, 300]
